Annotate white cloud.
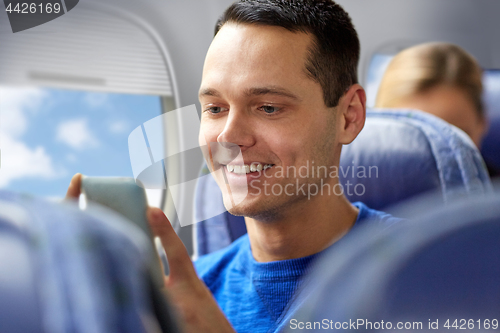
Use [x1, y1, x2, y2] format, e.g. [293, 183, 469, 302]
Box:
[0, 133, 59, 187]
[0, 87, 59, 188]
[56, 118, 99, 150]
[84, 92, 110, 109]
[0, 87, 47, 137]
[109, 120, 130, 134]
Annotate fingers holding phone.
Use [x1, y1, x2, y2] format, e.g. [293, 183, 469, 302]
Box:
[65, 173, 165, 287]
[66, 173, 82, 199]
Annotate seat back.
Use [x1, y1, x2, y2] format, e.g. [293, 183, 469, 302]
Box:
[194, 109, 492, 257]
[289, 193, 500, 330]
[0, 191, 179, 333]
[341, 109, 491, 209]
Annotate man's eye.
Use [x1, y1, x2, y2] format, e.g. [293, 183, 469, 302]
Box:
[206, 106, 224, 114]
[261, 105, 279, 114]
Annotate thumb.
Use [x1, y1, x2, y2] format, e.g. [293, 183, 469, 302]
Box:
[147, 207, 196, 281]
[66, 173, 82, 200]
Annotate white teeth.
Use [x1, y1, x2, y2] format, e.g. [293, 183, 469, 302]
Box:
[226, 163, 273, 174]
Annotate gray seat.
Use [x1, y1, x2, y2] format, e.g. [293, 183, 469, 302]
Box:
[288, 192, 500, 332]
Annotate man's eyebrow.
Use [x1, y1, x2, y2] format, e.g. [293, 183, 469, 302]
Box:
[199, 88, 221, 98]
[198, 86, 301, 101]
[246, 87, 300, 101]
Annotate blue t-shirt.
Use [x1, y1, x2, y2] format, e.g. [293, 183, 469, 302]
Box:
[194, 202, 402, 333]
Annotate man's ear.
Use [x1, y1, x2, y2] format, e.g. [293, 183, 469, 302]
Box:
[337, 84, 366, 145]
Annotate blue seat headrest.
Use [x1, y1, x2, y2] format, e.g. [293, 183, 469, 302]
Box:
[340, 109, 491, 210]
[290, 192, 500, 326]
[0, 191, 179, 333]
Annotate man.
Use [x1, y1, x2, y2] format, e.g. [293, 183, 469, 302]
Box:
[67, 1, 401, 332]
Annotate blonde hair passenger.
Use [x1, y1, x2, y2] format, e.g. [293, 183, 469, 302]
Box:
[375, 42, 486, 146]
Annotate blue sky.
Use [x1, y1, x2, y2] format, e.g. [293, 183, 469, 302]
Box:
[0, 86, 163, 199]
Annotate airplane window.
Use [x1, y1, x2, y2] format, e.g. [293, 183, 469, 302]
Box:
[481, 70, 500, 174]
[483, 70, 500, 116]
[0, 86, 165, 205]
[365, 53, 394, 107]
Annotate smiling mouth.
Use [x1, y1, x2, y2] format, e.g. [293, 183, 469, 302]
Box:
[226, 163, 274, 174]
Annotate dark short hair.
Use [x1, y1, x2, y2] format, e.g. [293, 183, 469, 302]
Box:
[215, 0, 360, 107]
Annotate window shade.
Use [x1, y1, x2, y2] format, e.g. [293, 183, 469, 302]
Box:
[0, 2, 173, 96]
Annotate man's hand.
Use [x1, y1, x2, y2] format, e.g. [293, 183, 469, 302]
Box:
[65, 173, 235, 333]
[66, 173, 83, 200]
[147, 207, 235, 333]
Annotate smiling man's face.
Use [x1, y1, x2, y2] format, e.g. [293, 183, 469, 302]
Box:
[199, 23, 342, 221]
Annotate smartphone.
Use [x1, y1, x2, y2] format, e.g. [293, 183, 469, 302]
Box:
[80, 176, 164, 287]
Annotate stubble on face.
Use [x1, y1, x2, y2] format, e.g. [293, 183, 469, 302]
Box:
[227, 111, 338, 222]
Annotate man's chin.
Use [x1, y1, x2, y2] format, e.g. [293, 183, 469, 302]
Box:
[222, 194, 283, 221]
[221, 193, 257, 216]
[225, 204, 262, 219]
[221, 194, 249, 216]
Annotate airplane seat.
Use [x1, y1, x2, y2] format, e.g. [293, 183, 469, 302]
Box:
[0, 196, 42, 333]
[194, 109, 492, 257]
[340, 109, 491, 209]
[0, 191, 179, 333]
[287, 193, 500, 331]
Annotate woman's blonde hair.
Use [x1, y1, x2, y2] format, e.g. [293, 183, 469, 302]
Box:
[375, 42, 484, 118]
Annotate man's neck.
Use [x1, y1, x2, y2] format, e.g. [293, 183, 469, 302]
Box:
[244, 193, 359, 262]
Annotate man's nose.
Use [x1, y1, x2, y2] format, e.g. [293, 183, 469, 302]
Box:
[217, 109, 255, 149]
